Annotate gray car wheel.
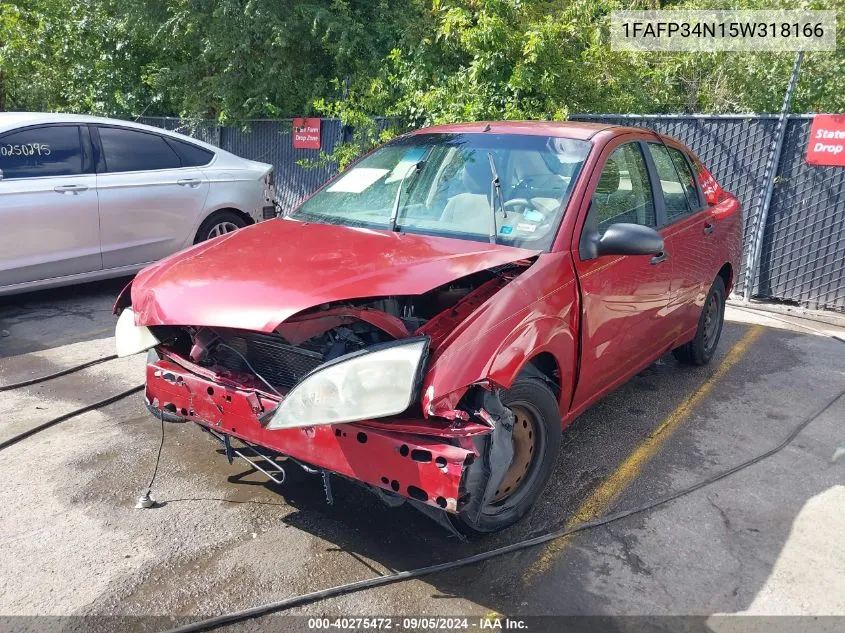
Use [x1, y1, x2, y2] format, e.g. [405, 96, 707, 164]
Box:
[195, 210, 248, 243]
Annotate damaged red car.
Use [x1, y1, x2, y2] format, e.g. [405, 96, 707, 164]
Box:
[114, 121, 740, 535]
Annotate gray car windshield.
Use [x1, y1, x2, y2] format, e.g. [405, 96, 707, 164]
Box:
[292, 133, 591, 250]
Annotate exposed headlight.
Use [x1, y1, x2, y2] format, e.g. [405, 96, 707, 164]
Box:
[267, 337, 429, 430]
[115, 308, 160, 357]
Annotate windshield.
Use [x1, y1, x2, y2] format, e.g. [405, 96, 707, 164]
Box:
[292, 133, 591, 250]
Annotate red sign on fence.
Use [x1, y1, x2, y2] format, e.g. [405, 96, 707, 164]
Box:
[292, 118, 321, 150]
[806, 114, 845, 167]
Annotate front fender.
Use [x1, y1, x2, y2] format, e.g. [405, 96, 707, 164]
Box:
[423, 313, 576, 419]
[486, 314, 576, 406]
[422, 253, 579, 421]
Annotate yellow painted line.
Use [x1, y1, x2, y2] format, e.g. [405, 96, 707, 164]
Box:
[523, 324, 765, 583]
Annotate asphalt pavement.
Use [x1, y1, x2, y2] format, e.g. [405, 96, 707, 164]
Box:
[0, 279, 843, 630]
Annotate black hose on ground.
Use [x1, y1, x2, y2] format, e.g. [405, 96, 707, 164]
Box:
[0, 384, 144, 452]
[161, 387, 845, 633]
[0, 354, 119, 392]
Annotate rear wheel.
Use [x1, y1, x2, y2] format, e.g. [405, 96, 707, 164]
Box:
[672, 276, 726, 366]
[452, 377, 561, 536]
[195, 210, 248, 243]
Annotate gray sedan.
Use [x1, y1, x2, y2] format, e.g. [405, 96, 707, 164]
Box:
[0, 113, 276, 296]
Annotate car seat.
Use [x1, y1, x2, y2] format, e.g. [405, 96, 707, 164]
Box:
[440, 157, 494, 233]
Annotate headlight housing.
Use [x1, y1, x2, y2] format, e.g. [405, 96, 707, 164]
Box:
[115, 308, 160, 357]
[267, 337, 429, 430]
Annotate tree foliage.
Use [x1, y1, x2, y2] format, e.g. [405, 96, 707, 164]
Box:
[332, 0, 844, 127]
[1, 0, 842, 124]
[1, 0, 162, 114]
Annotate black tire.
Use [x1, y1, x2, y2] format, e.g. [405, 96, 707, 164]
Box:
[194, 210, 248, 244]
[145, 399, 186, 423]
[452, 377, 561, 536]
[672, 276, 726, 366]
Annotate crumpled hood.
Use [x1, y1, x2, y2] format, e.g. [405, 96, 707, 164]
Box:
[131, 219, 539, 332]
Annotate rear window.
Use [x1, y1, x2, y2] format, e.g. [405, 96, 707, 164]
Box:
[667, 147, 701, 211]
[0, 125, 83, 178]
[647, 143, 694, 222]
[98, 127, 181, 172]
[165, 137, 214, 167]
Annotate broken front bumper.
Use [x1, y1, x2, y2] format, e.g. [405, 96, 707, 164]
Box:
[145, 355, 484, 513]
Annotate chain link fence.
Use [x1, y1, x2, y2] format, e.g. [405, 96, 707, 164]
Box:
[758, 118, 845, 311]
[138, 115, 844, 312]
[138, 117, 347, 212]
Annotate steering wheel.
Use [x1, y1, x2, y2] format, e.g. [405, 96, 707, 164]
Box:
[503, 198, 535, 213]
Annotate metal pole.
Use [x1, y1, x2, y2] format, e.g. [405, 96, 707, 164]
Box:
[743, 50, 804, 301]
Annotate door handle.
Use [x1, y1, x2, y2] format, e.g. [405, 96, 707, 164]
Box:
[703, 223, 714, 235]
[650, 251, 668, 265]
[54, 184, 88, 194]
[177, 178, 201, 187]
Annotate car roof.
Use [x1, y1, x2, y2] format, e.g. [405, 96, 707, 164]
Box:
[0, 112, 221, 152]
[408, 120, 651, 141]
[0, 112, 107, 130]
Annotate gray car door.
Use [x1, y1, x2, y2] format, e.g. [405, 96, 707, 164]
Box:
[93, 125, 210, 269]
[0, 124, 101, 288]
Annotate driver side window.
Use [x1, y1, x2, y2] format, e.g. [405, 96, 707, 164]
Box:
[588, 143, 656, 236]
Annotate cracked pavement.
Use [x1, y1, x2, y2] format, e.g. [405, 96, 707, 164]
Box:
[0, 279, 843, 626]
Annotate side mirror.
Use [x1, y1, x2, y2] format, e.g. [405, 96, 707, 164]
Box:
[596, 223, 664, 257]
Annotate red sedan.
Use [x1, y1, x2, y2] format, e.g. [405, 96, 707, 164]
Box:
[115, 121, 741, 535]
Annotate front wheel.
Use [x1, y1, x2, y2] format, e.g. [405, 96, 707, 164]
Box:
[452, 377, 561, 536]
[672, 276, 726, 366]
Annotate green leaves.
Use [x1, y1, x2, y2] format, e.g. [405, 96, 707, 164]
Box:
[1, 0, 841, 126]
[332, 0, 844, 124]
[1, 0, 165, 115]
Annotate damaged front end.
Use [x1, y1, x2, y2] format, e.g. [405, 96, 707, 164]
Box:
[121, 260, 533, 529]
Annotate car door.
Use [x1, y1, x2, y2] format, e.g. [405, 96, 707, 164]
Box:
[93, 125, 210, 269]
[0, 124, 100, 288]
[570, 138, 677, 410]
[644, 142, 711, 334]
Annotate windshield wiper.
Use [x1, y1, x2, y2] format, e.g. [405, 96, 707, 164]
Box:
[387, 160, 425, 233]
[487, 152, 507, 244]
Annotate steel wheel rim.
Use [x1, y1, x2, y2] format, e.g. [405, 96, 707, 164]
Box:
[208, 221, 240, 239]
[491, 404, 538, 504]
[703, 292, 721, 353]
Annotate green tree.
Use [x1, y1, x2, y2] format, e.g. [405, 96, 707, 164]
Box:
[0, 0, 164, 115]
[311, 0, 843, 166]
[128, 0, 426, 122]
[2, 0, 842, 123]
